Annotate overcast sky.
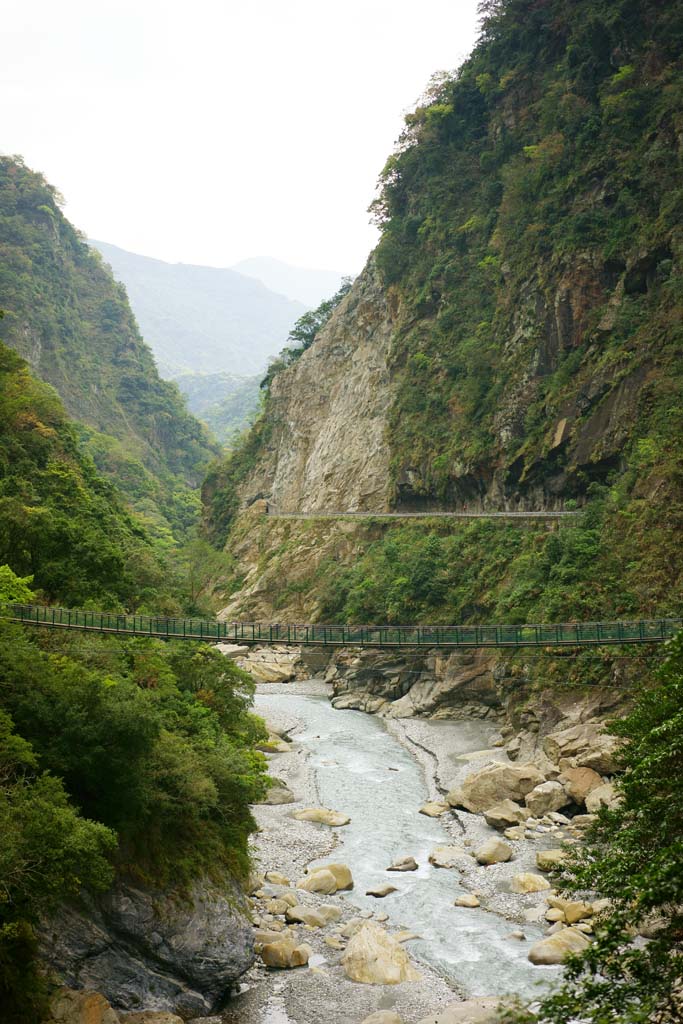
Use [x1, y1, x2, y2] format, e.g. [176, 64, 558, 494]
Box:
[2, 0, 481, 273]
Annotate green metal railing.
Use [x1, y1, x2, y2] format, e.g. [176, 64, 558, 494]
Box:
[0, 603, 680, 648]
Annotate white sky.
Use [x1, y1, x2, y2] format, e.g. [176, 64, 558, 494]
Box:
[2, 0, 481, 273]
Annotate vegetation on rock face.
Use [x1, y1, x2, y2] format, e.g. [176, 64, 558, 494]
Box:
[511, 630, 683, 1024]
[372, 0, 683, 512]
[0, 157, 217, 540]
[207, 0, 683, 629]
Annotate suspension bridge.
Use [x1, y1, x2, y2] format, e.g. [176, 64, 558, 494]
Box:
[1, 603, 680, 649]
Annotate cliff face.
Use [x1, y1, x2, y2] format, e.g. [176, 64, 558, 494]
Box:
[208, 0, 683, 628]
[238, 261, 395, 513]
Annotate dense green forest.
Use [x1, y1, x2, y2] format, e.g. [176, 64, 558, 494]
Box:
[0, 168, 269, 1018]
[0, 158, 217, 540]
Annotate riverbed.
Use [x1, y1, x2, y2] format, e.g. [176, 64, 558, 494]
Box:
[210, 681, 561, 1024]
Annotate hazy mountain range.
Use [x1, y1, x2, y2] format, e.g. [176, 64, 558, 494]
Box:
[91, 241, 347, 443]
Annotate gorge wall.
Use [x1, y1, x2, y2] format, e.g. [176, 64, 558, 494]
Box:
[207, 0, 683, 632]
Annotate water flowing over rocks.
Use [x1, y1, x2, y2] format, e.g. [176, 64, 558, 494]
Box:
[39, 875, 254, 1016]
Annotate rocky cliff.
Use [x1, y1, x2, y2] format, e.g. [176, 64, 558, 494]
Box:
[207, 0, 683, 630]
[237, 261, 395, 514]
[39, 875, 253, 1017]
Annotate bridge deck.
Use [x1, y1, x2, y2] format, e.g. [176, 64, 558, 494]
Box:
[266, 510, 580, 521]
[1, 604, 680, 649]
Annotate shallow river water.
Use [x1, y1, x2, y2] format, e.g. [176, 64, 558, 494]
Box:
[255, 693, 557, 1003]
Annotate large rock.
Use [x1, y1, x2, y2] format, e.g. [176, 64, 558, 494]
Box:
[536, 848, 567, 872]
[318, 862, 354, 890]
[509, 873, 551, 893]
[543, 723, 621, 774]
[341, 922, 421, 984]
[259, 780, 296, 804]
[528, 927, 591, 965]
[561, 766, 603, 804]
[47, 989, 120, 1024]
[291, 807, 350, 826]
[474, 838, 513, 865]
[260, 937, 312, 968]
[285, 905, 328, 927]
[419, 801, 450, 817]
[524, 781, 571, 817]
[296, 869, 338, 895]
[483, 799, 526, 829]
[366, 884, 398, 898]
[429, 845, 466, 868]
[415, 997, 501, 1024]
[39, 876, 254, 1016]
[388, 856, 418, 872]
[448, 763, 545, 813]
[585, 782, 619, 813]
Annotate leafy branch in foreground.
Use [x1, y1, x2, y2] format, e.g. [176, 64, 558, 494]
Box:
[509, 631, 683, 1024]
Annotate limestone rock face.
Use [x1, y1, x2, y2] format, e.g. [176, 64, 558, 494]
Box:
[39, 876, 254, 1016]
[524, 780, 571, 816]
[237, 262, 395, 514]
[341, 922, 421, 984]
[528, 927, 591, 965]
[123, 1015, 184, 1024]
[543, 722, 621, 774]
[449, 763, 545, 813]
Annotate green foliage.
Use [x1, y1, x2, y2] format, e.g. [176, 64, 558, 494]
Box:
[0, 703, 116, 1022]
[0, 622, 268, 1017]
[0, 566, 34, 603]
[175, 372, 261, 445]
[0, 156, 217, 541]
[514, 630, 683, 1024]
[317, 484, 681, 626]
[0, 343, 171, 608]
[369, 0, 683, 524]
[260, 277, 353, 391]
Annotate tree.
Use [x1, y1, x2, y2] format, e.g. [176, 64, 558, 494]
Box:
[515, 631, 683, 1024]
[260, 277, 354, 390]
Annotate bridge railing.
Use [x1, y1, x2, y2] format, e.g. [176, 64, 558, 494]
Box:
[0, 603, 681, 648]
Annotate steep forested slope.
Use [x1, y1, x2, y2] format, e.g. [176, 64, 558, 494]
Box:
[373, 0, 683, 512]
[206, 0, 683, 626]
[0, 158, 216, 535]
[0, 350, 267, 1019]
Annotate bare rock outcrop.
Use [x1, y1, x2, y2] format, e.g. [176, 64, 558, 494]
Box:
[39, 875, 254, 1017]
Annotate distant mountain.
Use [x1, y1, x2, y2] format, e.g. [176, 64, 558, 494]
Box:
[231, 256, 349, 307]
[91, 241, 307, 377]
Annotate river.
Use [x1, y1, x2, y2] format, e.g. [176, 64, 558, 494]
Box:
[254, 691, 558, 1005]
